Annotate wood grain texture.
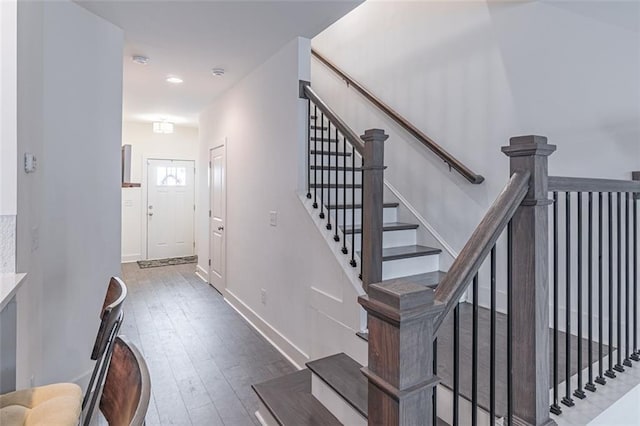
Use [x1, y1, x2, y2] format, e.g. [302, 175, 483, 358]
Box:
[100, 336, 151, 426]
[310, 50, 484, 185]
[548, 176, 640, 193]
[433, 171, 530, 330]
[252, 370, 341, 426]
[361, 129, 388, 291]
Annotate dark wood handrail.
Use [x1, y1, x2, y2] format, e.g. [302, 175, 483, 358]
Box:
[433, 170, 530, 331]
[312, 48, 484, 184]
[548, 175, 640, 193]
[302, 83, 365, 154]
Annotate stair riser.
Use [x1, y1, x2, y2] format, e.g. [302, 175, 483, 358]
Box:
[254, 402, 279, 426]
[332, 207, 397, 226]
[311, 375, 367, 426]
[382, 253, 440, 280]
[436, 384, 500, 426]
[349, 228, 416, 249]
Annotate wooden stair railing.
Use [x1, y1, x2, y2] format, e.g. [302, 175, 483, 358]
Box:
[300, 81, 388, 291]
[359, 135, 557, 426]
[312, 48, 484, 185]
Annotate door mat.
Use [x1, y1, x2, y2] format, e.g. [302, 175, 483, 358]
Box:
[137, 255, 198, 269]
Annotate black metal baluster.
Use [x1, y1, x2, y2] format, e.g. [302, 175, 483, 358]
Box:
[325, 124, 333, 231]
[633, 196, 639, 361]
[575, 192, 586, 399]
[341, 136, 348, 255]
[562, 192, 575, 407]
[624, 193, 632, 367]
[551, 191, 562, 413]
[350, 143, 357, 268]
[615, 193, 625, 372]
[453, 304, 460, 426]
[507, 221, 513, 425]
[472, 274, 478, 426]
[606, 193, 616, 378]
[433, 338, 438, 426]
[596, 192, 606, 385]
[306, 99, 311, 200]
[359, 166, 364, 280]
[586, 192, 597, 391]
[332, 127, 339, 240]
[319, 113, 326, 220]
[312, 106, 318, 209]
[490, 246, 496, 426]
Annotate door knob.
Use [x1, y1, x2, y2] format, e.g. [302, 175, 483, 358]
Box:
[148, 213, 153, 217]
[217, 226, 224, 231]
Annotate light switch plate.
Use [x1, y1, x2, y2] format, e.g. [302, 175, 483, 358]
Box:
[269, 211, 277, 227]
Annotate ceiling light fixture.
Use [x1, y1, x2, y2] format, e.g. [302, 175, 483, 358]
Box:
[211, 68, 225, 76]
[152, 120, 174, 134]
[166, 76, 183, 84]
[132, 55, 149, 65]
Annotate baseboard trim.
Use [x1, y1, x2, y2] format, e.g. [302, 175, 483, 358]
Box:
[195, 264, 209, 283]
[121, 254, 141, 263]
[225, 289, 309, 370]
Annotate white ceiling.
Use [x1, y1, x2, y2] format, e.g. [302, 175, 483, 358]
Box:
[77, 1, 362, 127]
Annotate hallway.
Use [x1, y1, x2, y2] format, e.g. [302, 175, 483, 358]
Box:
[120, 263, 296, 425]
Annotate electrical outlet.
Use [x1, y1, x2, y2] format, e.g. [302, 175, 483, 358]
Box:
[269, 211, 277, 227]
[261, 288, 267, 305]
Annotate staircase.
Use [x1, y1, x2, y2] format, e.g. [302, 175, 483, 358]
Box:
[249, 73, 640, 425]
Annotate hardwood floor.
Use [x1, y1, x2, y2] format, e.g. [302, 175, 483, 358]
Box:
[119, 263, 297, 425]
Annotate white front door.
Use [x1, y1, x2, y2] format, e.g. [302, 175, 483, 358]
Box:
[147, 159, 195, 260]
[209, 145, 226, 293]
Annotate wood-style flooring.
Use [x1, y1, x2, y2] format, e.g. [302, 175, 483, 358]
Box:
[119, 263, 297, 425]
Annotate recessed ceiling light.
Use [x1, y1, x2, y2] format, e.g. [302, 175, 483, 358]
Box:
[166, 76, 183, 84]
[132, 55, 149, 65]
[211, 68, 225, 76]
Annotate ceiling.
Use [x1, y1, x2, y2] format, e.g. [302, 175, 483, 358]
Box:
[77, 0, 362, 127]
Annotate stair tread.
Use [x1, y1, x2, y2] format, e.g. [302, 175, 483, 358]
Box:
[310, 150, 351, 156]
[310, 138, 339, 142]
[341, 222, 419, 234]
[357, 245, 441, 261]
[396, 270, 448, 289]
[327, 202, 399, 209]
[252, 369, 341, 426]
[306, 353, 368, 418]
[310, 183, 362, 189]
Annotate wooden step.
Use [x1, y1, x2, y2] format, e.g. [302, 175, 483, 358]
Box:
[327, 202, 399, 209]
[309, 137, 339, 143]
[341, 222, 419, 235]
[310, 125, 328, 130]
[361, 245, 442, 262]
[252, 369, 341, 426]
[310, 150, 352, 157]
[306, 353, 368, 418]
[310, 183, 362, 189]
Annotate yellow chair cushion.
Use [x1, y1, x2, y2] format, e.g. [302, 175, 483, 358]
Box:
[0, 383, 81, 426]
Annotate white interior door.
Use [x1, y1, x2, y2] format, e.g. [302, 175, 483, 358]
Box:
[147, 159, 195, 260]
[209, 145, 226, 293]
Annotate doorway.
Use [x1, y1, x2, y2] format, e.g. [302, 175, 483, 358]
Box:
[209, 144, 226, 293]
[146, 159, 195, 260]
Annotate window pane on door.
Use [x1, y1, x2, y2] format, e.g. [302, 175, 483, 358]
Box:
[156, 166, 186, 186]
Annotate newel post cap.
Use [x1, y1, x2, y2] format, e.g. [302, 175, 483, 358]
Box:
[360, 128, 389, 143]
[501, 135, 556, 157]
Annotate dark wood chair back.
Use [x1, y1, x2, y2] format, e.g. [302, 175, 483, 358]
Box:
[91, 277, 127, 360]
[100, 336, 151, 426]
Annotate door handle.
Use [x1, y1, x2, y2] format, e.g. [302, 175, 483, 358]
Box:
[217, 226, 224, 231]
[148, 213, 153, 217]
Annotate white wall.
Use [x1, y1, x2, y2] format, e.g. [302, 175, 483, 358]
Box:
[121, 121, 198, 262]
[197, 37, 365, 368]
[0, 0, 17, 217]
[312, 0, 640, 257]
[16, 0, 123, 387]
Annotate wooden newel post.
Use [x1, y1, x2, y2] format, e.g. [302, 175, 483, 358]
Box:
[358, 280, 443, 426]
[501, 135, 557, 426]
[633, 171, 640, 200]
[361, 129, 388, 292]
